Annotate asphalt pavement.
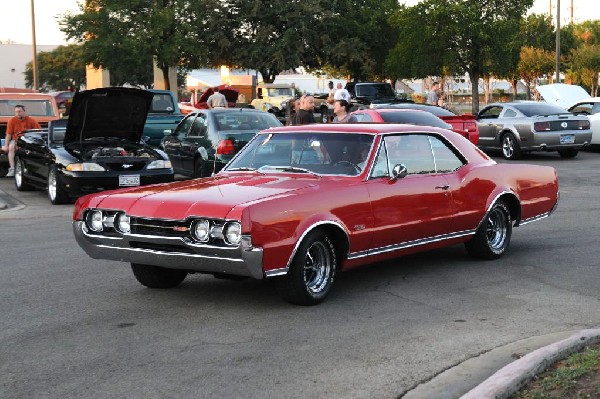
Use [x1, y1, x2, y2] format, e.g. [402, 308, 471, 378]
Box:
[2, 174, 599, 399]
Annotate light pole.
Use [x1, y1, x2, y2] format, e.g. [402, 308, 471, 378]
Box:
[30, 0, 38, 90]
[555, 0, 561, 83]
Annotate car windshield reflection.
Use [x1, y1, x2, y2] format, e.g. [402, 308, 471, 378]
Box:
[225, 132, 375, 176]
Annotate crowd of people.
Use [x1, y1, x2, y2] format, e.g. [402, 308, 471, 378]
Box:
[287, 81, 357, 126]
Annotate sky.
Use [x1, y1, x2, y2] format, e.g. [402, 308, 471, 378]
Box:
[0, 0, 599, 46]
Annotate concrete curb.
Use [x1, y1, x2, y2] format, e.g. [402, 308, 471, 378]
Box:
[460, 328, 600, 399]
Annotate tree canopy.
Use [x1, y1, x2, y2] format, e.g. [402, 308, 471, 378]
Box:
[24, 44, 86, 91]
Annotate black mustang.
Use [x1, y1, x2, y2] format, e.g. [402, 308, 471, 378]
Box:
[14, 87, 174, 204]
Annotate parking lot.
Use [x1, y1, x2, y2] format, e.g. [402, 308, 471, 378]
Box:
[1, 151, 600, 398]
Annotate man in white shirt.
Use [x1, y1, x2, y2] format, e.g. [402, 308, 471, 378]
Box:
[207, 87, 228, 108]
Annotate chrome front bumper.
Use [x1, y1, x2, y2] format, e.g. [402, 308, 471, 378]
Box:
[73, 221, 264, 279]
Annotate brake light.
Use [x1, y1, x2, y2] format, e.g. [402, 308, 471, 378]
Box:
[578, 120, 590, 129]
[463, 121, 477, 132]
[534, 122, 551, 131]
[216, 139, 235, 155]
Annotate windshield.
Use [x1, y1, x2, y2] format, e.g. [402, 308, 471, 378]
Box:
[213, 112, 282, 131]
[355, 84, 395, 98]
[225, 132, 375, 176]
[267, 88, 294, 97]
[0, 99, 56, 117]
[513, 103, 570, 117]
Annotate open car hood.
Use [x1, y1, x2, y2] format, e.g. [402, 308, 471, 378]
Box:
[65, 87, 153, 145]
[194, 85, 239, 108]
[537, 84, 591, 109]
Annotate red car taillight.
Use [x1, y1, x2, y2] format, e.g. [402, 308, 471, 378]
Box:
[534, 121, 551, 131]
[578, 120, 590, 129]
[216, 139, 235, 155]
[463, 121, 477, 132]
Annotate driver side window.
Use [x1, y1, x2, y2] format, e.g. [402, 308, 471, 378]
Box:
[175, 115, 196, 138]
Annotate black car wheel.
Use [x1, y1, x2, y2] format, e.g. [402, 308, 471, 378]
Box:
[465, 200, 512, 260]
[131, 263, 188, 288]
[14, 157, 34, 191]
[275, 230, 337, 305]
[558, 148, 578, 158]
[193, 159, 206, 178]
[47, 166, 69, 205]
[501, 133, 522, 160]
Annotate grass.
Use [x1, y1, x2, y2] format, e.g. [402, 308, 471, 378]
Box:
[510, 342, 600, 399]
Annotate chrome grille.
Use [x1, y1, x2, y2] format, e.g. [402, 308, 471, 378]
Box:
[130, 217, 191, 238]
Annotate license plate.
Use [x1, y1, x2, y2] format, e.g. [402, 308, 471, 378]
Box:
[560, 135, 575, 144]
[119, 175, 140, 186]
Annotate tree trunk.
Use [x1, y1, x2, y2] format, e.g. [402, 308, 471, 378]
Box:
[161, 66, 170, 91]
[470, 70, 480, 114]
[511, 79, 518, 100]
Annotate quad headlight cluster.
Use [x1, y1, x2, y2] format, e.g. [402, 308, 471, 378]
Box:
[83, 210, 242, 246]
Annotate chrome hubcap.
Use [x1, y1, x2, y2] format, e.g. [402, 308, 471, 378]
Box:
[502, 136, 514, 158]
[303, 241, 332, 294]
[48, 170, 56, 200]
[486, 208, 507, 250]
[15, 161, 22, 186]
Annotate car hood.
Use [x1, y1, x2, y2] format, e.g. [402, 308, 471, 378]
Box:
[65, 87, 153, 145]
[93, 173, 320, 220]
[537, 84, 591, 109]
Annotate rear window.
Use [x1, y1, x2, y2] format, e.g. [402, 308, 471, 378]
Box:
[0, 99, 56, 117]
[513, 103, 569, 116]
[149, 93, 175, 113]
[214, 112, 282, 131]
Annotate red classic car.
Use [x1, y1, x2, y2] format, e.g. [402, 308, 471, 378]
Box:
[73, 124, 559, 305]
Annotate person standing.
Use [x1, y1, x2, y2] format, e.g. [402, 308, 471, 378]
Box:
[2, 105, 41, 177]
[325, 81, 335, 122]
[294, 95, 316, 125]
[427, 82, 440, 105]
[332, 89, 358, 123]
[206, 87, 228, 108]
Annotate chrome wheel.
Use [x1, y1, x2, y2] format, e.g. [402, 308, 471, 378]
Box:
[485, 207, 508, 251]
[15, 160, 23, 187]
[48, 168, 57, 201]
[501, 133, 521, 160]
[303, 240, 333, 294]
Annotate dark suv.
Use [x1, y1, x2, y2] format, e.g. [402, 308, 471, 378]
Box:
[345, 82, 412, 109]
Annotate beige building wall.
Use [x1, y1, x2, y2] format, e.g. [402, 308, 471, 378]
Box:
[0, 44, 58, 89]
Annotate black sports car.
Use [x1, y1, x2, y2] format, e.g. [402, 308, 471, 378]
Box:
[14, 87, 174, 204]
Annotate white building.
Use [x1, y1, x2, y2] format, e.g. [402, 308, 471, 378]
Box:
[0, 44, 58, 89]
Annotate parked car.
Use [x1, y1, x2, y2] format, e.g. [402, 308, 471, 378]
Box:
[345, 82, 410, 108]
[160, 108, 282, 178]
[373, 103, 480, 144]
[73, 123, 559, 305]
[350, 108, 480, 144]
[251, 83, 294, 121]
[537, 83, 600, 150]
[476, 101, 592, 159]
[14, 87, 174, 204]
[142, 89, 185, 147]
[1, 92, 61, 174]
[49, 91, 75, 117]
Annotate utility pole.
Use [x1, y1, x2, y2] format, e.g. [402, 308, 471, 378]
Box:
[30, 0, 38, 90]
[556, 0, 561, 83]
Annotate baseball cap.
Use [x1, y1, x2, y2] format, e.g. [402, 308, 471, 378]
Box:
[333, 89, 351, 103]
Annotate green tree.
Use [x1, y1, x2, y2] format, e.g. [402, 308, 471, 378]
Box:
[24, 44, 86, 91]
[517, 46, 555, 99]
[386, 0, 533, 113]
[521, 14, 555, 51]
[60, 0, 206, 89]
[567, 44, 600, 96]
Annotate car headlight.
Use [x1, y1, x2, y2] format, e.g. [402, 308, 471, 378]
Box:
[223, 222, 242, 245]
[66, 163, 106, 172]
[193, 219, 210, 242]
[147, 160, 172, 169]
[115, 212, 130, 234]
[86, 210, 104, 232]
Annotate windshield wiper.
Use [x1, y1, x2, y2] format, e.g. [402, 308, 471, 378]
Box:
[258, 165, 321, 177]
[227, 167, 260, 172]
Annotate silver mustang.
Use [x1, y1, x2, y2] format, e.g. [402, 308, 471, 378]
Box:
[476, 101, 592, 159]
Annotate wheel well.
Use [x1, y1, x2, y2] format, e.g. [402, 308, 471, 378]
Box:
[314, 224, 349, 270]
[498, 193, 521, 224]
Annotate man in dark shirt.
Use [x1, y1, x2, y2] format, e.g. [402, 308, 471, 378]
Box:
[294, 95, 316, 125]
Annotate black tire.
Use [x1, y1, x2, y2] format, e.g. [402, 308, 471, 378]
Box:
[501, 133, 522, 160]
[275, 230, 337, 305]
[47, 166, 69, 205]
[14, 157, 34, 191]
[465, 200, 512, 260]
[558, 148, 578, 158]
[131, 263, 188, 288]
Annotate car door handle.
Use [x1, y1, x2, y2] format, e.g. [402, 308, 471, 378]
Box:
[435, 185, 450, 190]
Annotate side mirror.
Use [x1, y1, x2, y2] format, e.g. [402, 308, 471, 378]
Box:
[391, 164, 408, 181]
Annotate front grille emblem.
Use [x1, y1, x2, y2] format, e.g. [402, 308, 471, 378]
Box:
[561, 122, 568, 128]
[122, 164, 133, 169]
